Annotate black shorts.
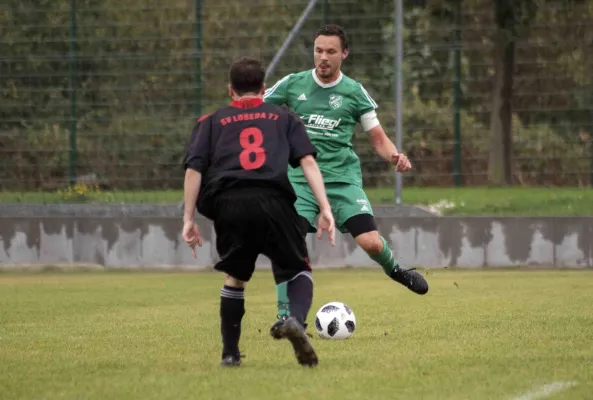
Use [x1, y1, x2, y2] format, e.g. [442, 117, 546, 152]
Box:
[212, 187, 311, 284]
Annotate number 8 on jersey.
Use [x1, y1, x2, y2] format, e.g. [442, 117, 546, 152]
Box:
[239, 127, 266, 170]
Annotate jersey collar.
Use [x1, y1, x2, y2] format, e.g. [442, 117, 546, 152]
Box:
[230, 98, 264, 109]
[311, 68, 343, 88]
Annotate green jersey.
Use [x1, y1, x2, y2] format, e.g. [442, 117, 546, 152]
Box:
[263, 69, 378, 187]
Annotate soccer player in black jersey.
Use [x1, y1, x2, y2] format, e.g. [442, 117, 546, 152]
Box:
[182, 57, 335, 368]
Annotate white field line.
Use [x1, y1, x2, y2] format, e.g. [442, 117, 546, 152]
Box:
[510, 381, 578, 400]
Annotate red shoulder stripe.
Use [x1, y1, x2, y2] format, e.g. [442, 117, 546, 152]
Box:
[197, 113, 211, 123]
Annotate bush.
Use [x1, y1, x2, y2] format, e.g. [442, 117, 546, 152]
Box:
[356, 95, 591, 187]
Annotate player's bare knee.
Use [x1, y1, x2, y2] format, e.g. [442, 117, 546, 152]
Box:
[225, 275, 246, 288]
[355, 231, 382, 255]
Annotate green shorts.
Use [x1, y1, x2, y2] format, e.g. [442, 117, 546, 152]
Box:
[292, 182, 374, 234]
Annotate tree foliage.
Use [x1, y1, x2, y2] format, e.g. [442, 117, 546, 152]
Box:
[1, 0, 591, 190]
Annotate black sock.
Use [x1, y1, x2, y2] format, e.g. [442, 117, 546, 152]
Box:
[220, 285, 245, 358]
[287, 272, 313, 329]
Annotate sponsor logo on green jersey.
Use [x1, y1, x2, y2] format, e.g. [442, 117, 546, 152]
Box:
[306, 114, 342, 130]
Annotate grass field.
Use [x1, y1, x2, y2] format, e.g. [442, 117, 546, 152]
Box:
[2, 187, 593, 216]
[1, 268, 592, 400]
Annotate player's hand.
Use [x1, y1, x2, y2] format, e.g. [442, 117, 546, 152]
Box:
[316, 209, 336, 246]
[391, 153, 412, 172]
[182, 220, 202, 258]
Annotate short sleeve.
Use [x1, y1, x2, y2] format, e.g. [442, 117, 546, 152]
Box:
[263, 74, 293, 106]
[353, 83, 379, 121]
[183, 116, 212, 173]
[287, 112, 316, 168]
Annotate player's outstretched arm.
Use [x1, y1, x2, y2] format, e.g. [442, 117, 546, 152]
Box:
[367, 124, 412, 173]
[300, 155, 336, 246]
[182, 168, 203, 258]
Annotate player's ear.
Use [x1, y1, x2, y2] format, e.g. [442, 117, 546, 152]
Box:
[228, 84, 233, 98]
[342, 49, 349, 60]
[260, 84, 266, 95]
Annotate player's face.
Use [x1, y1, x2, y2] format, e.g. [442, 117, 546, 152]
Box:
[314, 35, 347, 82]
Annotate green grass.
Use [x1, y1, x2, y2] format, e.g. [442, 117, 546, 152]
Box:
[2, 187, 592, 216]
[1, 269, 592, 399]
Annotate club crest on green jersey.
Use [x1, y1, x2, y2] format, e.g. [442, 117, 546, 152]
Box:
[329, 94, 343, 109]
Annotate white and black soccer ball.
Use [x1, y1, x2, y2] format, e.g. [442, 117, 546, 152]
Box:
[314, 301, 356, 339]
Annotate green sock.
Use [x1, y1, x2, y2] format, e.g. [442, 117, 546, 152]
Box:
[368, 236, 399, 276]
[276, 282, 290, 319]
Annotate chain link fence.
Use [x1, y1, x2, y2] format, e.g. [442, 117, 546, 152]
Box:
[1, 0, 592, 203]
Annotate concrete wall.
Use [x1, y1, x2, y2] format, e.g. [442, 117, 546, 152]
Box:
[1, 206, 591, 269]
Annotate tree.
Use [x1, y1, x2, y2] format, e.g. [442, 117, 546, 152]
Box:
[489, 0, 536, 185]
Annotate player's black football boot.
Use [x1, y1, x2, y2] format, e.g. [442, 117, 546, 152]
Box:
[221, 353, 243, 367]
[391, 266, 429, 295]
[270, 316, 318, 367]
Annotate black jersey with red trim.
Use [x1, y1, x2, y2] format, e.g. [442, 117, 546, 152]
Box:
[183, 98, 317, 219]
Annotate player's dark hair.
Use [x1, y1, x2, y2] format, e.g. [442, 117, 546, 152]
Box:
[229, 57, 266, 96]
[314, 24, 349, 51]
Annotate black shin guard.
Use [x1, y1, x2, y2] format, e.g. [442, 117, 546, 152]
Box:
[287, 273, 313, 329]
[220, 286, 245, 358]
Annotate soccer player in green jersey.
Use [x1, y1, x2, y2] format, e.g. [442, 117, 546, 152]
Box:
[264, 24, 429, 303]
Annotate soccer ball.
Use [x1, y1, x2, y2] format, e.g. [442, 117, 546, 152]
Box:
[314, 301, 356, 339]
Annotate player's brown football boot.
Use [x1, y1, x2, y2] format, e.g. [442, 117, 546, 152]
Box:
[270, 316, 318, 367]
[391, 266, 429, 295]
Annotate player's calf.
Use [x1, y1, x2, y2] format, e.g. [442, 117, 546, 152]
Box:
[219, 279, 246, 366]
[275, 272, 313, 324]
